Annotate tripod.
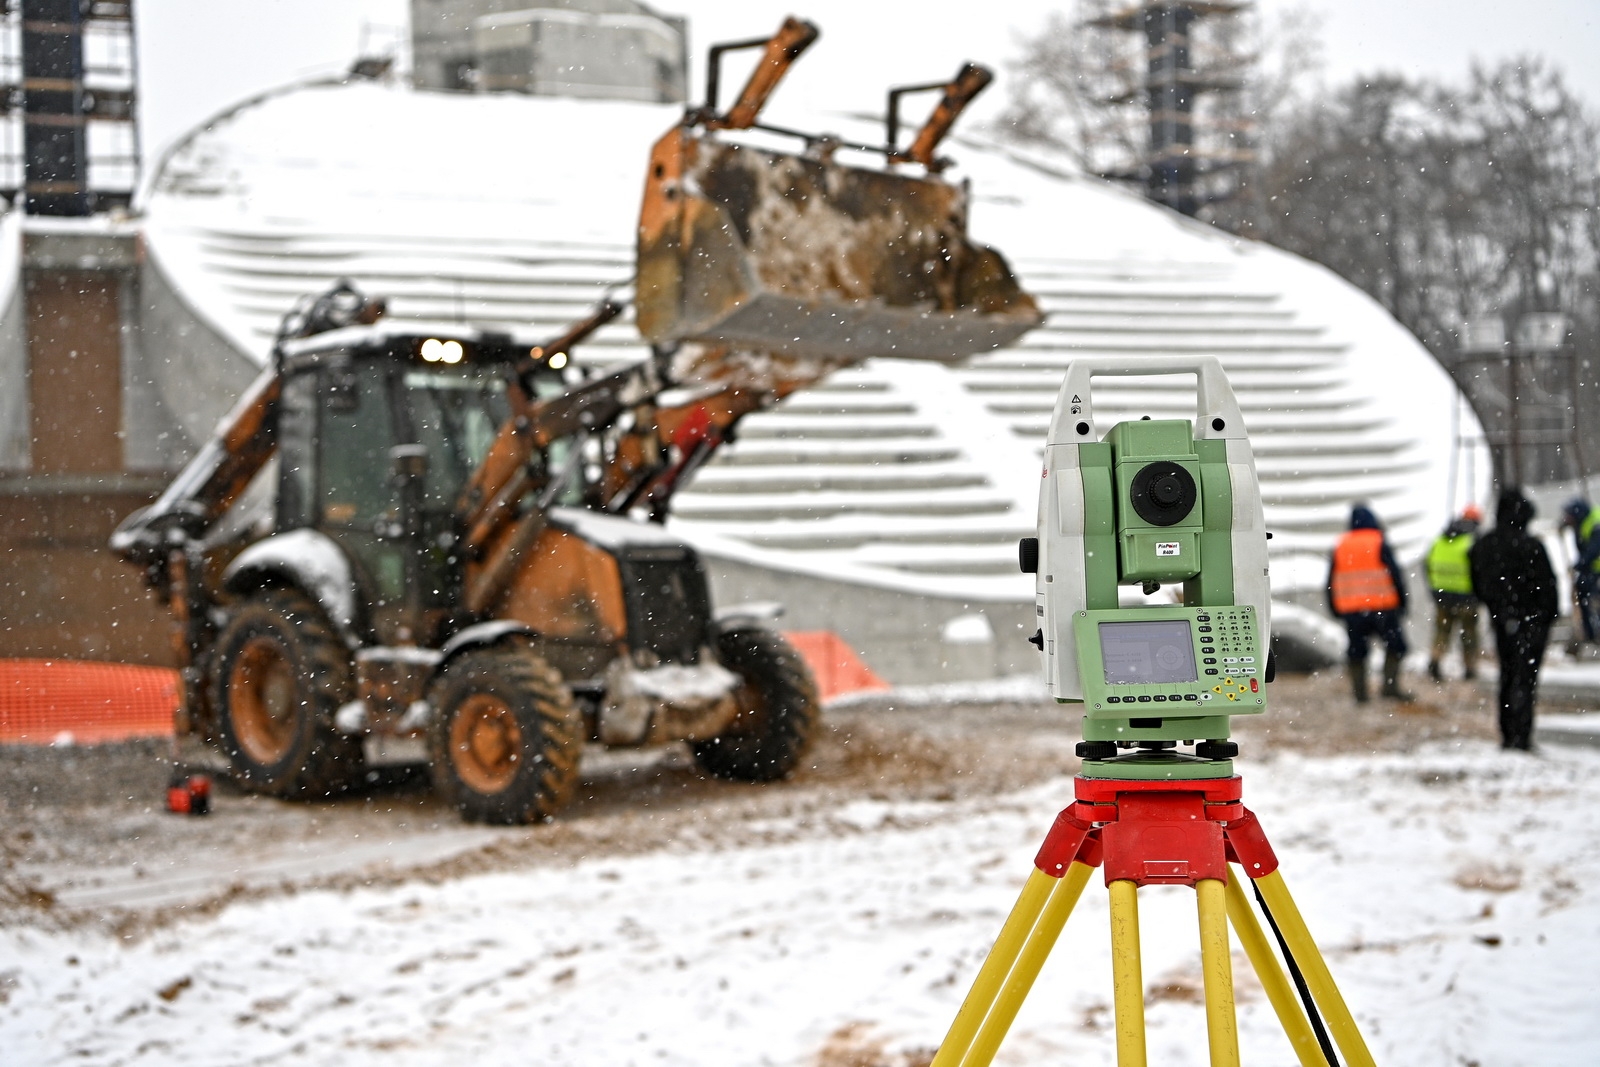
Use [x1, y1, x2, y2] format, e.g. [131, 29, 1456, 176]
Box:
[928, 775, 1376, 1067]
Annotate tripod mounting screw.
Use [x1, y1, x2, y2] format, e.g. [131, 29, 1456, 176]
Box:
[1076, 741, 1119, 760]
[1195, 740, 1239, 760]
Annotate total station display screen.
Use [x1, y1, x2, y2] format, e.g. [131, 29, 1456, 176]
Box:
[1099, 619, 1198, 685]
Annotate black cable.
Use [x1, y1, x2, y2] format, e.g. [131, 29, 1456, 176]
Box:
[1251, 878, 1341, 1067]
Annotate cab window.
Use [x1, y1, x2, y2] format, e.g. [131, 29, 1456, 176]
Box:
[319, 362, 397, 528]
[402, 368, 509, 511]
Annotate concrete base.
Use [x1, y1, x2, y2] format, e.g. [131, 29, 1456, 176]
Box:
[702, 555, 1038, 686]
[1536, 714, 1600, 750]
[702, 557, 1367, 685]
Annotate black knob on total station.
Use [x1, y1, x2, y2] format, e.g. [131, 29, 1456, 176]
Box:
[1018, 536, 1039, 573]
[1027, 628, 1044, 650]
[1196, 740, 1239, 760]
[1076, 741, 1119, 760]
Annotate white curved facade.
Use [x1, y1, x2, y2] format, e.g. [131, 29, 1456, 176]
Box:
[0, 210, 25, 470]
[140, 80, 1486, 619]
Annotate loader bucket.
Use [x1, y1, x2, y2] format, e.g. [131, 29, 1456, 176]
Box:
[636, 127, 1042, 363]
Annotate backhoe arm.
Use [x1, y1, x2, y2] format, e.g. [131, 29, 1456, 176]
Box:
[110, 368, 282, 572]
[456, 300, 628, 552]
[455, 302, 643, 613]
[705, 16, 819, 130]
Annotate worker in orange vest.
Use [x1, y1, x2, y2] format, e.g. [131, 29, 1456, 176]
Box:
[1327, 503, 1413, 703]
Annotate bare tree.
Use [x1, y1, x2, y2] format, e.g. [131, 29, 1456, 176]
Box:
[998, 9, 1599, 482]
[1254, 75, 1452, 339]
[994, 9, 1141, 173]
[993, 2, 1324, 231]
[1253, 57, 1599, 482]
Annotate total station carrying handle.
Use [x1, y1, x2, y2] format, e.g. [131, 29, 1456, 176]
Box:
[1044, 355, 1247, 445]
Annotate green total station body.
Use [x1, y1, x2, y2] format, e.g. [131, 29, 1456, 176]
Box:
[1027, 357, 1272, 780]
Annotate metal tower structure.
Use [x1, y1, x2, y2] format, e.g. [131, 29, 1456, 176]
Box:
[0, 0, 138, 215]
[1078, 0, 1253, 220]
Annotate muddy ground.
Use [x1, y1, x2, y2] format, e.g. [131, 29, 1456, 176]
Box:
[0, 671, 1510, 937]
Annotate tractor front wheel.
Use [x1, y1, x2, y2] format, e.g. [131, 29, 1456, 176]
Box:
[690, 628, 819, 782]
[427, 645, 581, 824]
[210, 588, 364, 798]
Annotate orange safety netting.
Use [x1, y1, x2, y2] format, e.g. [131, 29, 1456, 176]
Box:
[0, 659, 178, 745]
[783, 631, 891, 703]
[0, 633, 883, 746]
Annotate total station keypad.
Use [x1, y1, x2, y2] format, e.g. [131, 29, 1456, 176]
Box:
[1197, 607, 1258, 675]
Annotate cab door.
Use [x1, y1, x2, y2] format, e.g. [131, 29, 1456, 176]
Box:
[313, 360, 417, 644]
[397, 364, 513, 632]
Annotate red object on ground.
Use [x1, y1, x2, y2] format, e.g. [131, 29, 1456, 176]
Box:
[167, 773, 212, 815]
[0, 659, 178, 745]
[782, 630, 891, 703]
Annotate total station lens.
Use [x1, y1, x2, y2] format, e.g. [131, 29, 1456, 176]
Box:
[1130, 461, 1197, 526]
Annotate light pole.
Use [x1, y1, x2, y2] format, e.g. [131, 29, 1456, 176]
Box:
[1459, 313, 1575, 489]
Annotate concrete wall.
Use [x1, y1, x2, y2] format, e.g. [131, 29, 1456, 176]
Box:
[0, 228, 177, 664]
[135, 253, 264, 454]
[702, 554, 1040, 685]
[0, 280, 27, 471]
[120, 270, 190, 472]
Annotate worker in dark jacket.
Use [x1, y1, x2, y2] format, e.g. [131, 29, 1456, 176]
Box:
[1469, 488, 1559, 751]
[1426, 504, 1482, 681]
[1327, 503, 1412, 703]
[1560, 497, 1600, 644]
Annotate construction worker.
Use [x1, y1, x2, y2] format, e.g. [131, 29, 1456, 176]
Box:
[1471, 489, 1558, 751]
[1327, 503, 1413, 703]
[1426, 504, 1482, 681]
[1560, 497, 1600, 644]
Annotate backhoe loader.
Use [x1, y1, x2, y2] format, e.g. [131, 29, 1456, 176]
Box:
[111, 18, 1040, 823]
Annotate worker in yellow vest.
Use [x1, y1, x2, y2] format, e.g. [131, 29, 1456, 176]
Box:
[1561, 497, 1600, 644]
[1327, 503, 1413, 703]
[1426, 504, 1482, 681]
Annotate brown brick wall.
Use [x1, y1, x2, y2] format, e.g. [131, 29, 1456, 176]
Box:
[0, 486, 176, 665]
[25, 270, 123, 474]
[2, 258, 178, 666]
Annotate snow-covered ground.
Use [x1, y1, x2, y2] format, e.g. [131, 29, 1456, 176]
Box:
[4, 736, 1598, 1066]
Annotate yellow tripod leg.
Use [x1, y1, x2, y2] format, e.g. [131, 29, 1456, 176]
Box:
[1108, 879, 1147, 1067]
[1223, 870, 1325, 1067]
[929, 868, 1058, 1067]
[959, 860, 1096, 1067]
[1254, 870, 1377, 1067]
[1196, 879, 1240, 1067]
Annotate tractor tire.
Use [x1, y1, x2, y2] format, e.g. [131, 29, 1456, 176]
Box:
[427, 645, 582, 824]
[690, 628, 820, 782]
[210, 588, 364, 798]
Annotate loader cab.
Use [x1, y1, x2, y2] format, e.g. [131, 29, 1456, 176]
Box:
[273, 326, 559, 643]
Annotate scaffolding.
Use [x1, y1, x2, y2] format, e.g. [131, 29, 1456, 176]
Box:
[1075, 0, 1254, 220]
[0, 0, 139, 215]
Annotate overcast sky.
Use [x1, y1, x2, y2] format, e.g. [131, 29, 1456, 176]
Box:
[137, 0, 1600, 166]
